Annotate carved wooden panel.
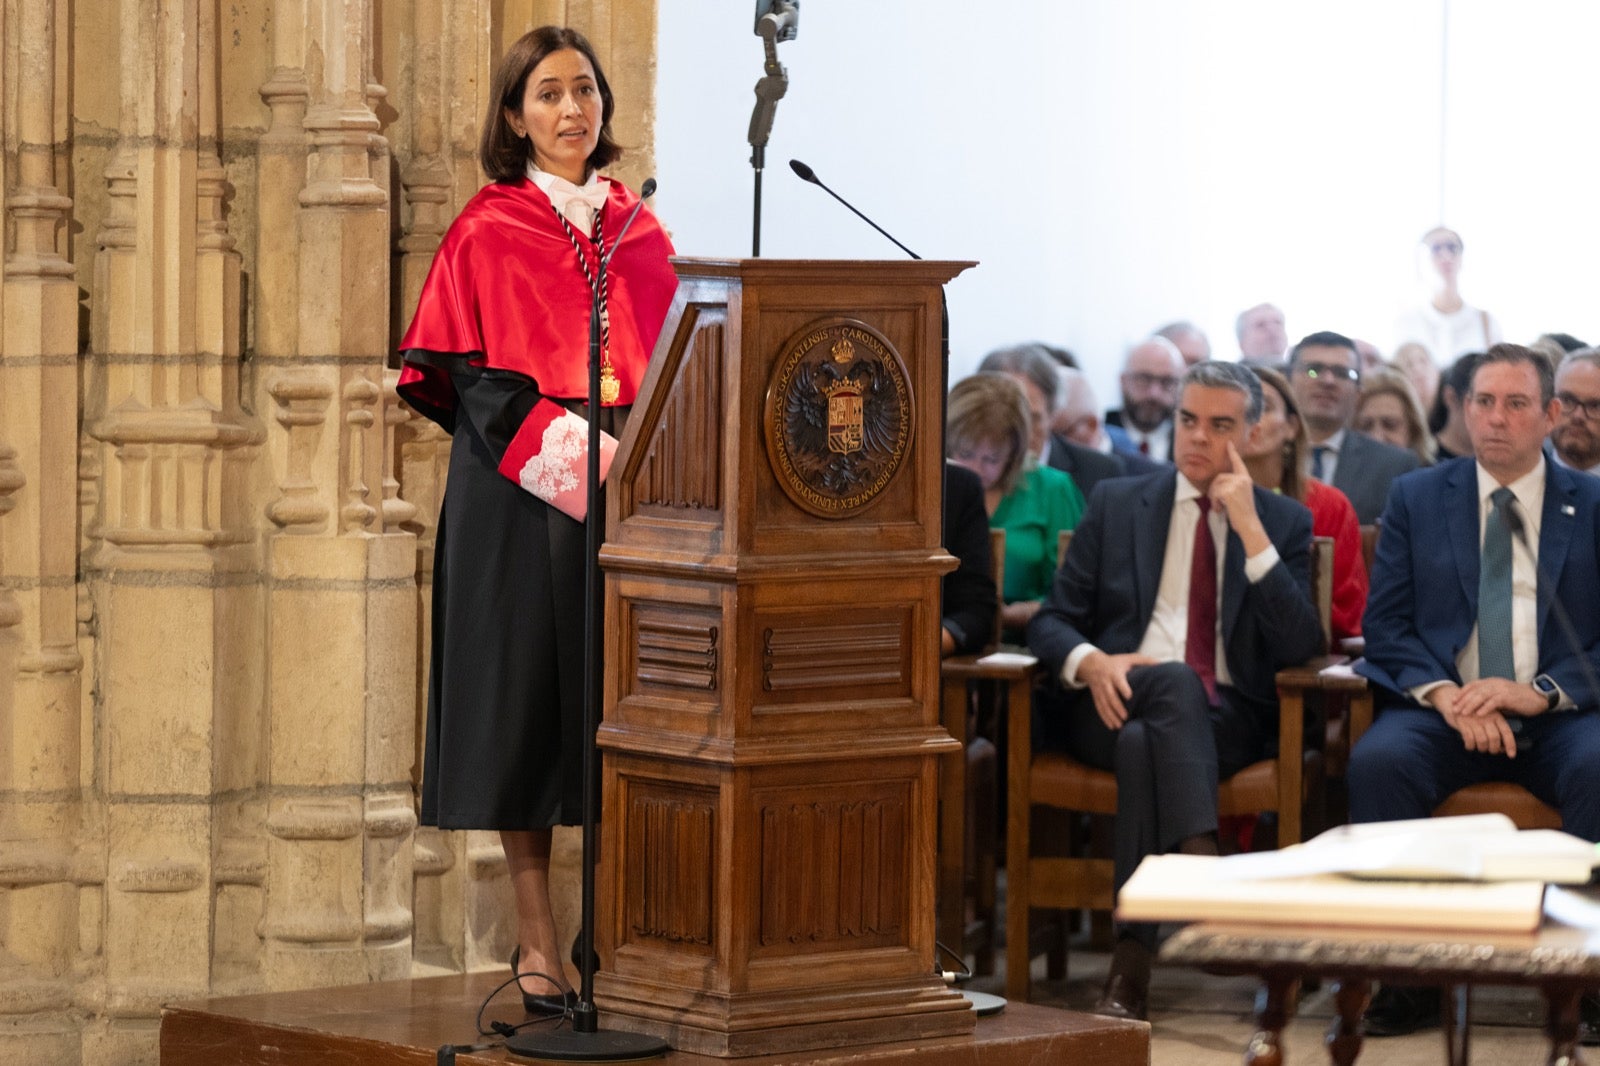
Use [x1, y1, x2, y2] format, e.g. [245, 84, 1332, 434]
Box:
[761, 617, 906, 693]
[637, 616, 718, 691]
[635, 314, 724, 510]
[624, 783, 716, 950]
[755, 784, 909, 953]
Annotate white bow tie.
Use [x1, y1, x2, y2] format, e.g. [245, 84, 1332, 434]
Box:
[545, 176, 608, 233]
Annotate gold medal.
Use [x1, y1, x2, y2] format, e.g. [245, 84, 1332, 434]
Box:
[599, 363, 620, 405]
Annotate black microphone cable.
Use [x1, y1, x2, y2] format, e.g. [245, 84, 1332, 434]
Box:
[1501, 500, 1600, 712]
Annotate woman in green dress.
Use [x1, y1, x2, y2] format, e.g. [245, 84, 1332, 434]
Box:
[946, 372, 1084, 644]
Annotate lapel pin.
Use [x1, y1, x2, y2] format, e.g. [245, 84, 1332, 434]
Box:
[1562, 504, 1576, 516]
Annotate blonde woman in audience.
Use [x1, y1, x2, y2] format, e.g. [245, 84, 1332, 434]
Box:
[946, 373, 1084, 642]
[1389, 341, 1438, 413]
[1354, 367, 1435, 467]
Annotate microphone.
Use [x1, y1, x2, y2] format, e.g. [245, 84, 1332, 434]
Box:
[788, 159, 920, 259]
[602, 178, 657, 270]
[755, 0, 798, 43]
[1499, 499, 1600, 718]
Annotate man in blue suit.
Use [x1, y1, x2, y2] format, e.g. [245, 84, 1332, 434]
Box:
[1029, 361, 1323, 1020]
[1351, 343, 1600, 1036]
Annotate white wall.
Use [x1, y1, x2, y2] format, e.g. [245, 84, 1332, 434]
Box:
[654, 1, 1600, 410]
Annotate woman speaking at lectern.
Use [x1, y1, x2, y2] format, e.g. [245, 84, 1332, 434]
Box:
[394, 26, 676, 1012]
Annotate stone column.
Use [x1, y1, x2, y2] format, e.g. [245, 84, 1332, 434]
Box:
[0, 0, 88, 1060]
[79, 0, 257, 1062]
[257, 0, 418, 992]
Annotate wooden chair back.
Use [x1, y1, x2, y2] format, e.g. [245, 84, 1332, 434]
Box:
[1312, 535, 1334, 654]
[1359, 522, 1380, 574]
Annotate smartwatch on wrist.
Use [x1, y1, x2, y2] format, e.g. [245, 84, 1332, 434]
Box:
[1532, 673, 1561, 711]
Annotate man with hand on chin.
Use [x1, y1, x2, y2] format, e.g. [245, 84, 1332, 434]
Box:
[1028, 361, 1322, 1021]
[1350, 343, 1600, 1039]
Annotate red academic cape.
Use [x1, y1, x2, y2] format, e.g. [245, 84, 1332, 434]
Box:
[396, 176, 678, 431]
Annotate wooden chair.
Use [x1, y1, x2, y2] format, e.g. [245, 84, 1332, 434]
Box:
[1345, 687, 1563, 830]
[936, 528, 1036, 974]
[1004, 535, 1337, 1001]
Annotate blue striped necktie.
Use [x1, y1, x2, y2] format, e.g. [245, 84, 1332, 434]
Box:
[1311, 445, 1328, 481]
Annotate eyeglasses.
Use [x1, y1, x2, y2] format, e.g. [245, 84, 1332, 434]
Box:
[1556, 392, 1600, 420]
[1125, 372, 1180, 392]
[1428, 240, 1463, 255]
[1297, 361, 1359, 384]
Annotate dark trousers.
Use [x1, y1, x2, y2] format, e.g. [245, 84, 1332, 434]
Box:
[1036, 661, 1270, 948]
[1348, 704, 1600, 842]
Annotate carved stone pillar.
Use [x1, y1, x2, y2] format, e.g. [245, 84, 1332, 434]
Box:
[78, 1, 256, 1063]
[258, 0, 418, 992]
[0, 0, 86, 1061]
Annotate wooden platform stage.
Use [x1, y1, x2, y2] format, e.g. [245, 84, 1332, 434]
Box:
[160, 970, 1148, 1065]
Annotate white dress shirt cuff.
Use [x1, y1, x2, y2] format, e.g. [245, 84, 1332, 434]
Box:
[1410, 680, 1450, 706]
[1062, 644, 1101, 689]
[1243, 545, 1281, 584]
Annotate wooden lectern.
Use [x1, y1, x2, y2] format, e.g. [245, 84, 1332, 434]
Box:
[595, 258, 975, 1057]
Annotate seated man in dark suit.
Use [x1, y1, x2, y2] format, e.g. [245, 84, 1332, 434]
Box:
[1287, 331, 1421, 523]
[1350, 343, 1600, 1037]
[1028, 361, 1323, 1021]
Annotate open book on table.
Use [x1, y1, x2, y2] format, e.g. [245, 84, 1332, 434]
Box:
[1215, 813, 1599, 885]
[1119, 815, 1599, 934]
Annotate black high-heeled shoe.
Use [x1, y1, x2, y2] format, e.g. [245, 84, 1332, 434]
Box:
[510, 946, 577, 1015]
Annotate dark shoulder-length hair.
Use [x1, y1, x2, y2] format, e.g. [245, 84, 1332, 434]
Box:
[479, 26, 622, 183]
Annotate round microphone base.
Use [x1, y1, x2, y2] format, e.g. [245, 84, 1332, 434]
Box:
[961, 990, 1007, 1016]
[505, 1027, 670, 1061]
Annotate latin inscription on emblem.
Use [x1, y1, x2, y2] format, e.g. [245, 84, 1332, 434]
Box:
[764, 319, 914, 518]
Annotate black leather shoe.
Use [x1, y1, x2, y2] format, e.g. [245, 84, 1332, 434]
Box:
[1092, 970, 1149, 1022]
[511, 946, 575, 1016]
[1577, 991, 1600, 1046]
[1363, 984, 1440, 1037]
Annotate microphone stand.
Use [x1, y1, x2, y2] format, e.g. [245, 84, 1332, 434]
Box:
[506, 181, 668, 1063]
[748, 2, 797, 256]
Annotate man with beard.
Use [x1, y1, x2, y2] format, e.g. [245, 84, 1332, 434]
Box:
[1287, 331, 1420, 523]
[1551, 349, 1600, 476]
[1106, 337, 1185, 463]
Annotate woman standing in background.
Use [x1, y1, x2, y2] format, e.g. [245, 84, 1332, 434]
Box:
[1394, 226, 1502, 364]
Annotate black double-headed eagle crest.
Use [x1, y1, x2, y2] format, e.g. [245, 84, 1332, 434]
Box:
[765, 321, 913, 517]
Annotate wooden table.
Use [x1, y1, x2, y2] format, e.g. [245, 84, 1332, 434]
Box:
[936, 652, 1037, 970]
[1160, 903, 1600, 1066]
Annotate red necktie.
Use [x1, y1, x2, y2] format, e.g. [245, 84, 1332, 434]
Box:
[1186, 496, 1219, 703]
[1138, 439, 1150, 456]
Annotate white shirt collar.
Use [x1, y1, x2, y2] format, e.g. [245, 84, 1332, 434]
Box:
[527, 164, 607, 231]
[1314, 428, 1346, 454]
[1475, 456, 1546, 531]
